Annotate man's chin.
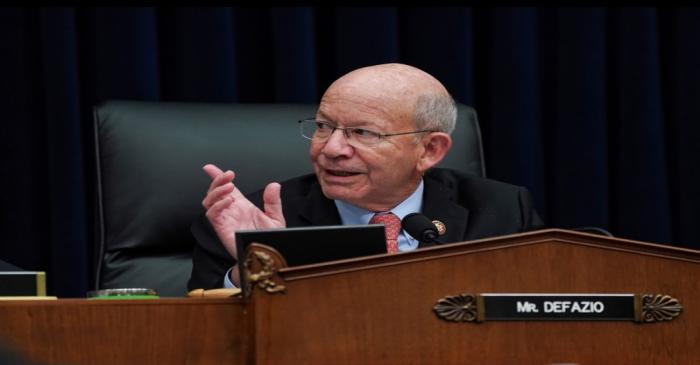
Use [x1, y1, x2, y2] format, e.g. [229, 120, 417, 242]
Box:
[319, 185, 360, 203]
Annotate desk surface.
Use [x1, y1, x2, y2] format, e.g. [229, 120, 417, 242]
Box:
[0, 298, 248, 365]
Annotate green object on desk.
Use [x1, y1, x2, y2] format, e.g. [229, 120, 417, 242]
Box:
[87, 288, 159, 300]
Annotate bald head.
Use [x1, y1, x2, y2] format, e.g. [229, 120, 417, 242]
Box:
[331, 63, 448, 96]
[321, 63, 456, 134]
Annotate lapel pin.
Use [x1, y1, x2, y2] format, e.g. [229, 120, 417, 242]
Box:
[432, 220, 447, 236]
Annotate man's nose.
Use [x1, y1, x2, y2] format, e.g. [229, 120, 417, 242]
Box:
[321, 128, 354, 157]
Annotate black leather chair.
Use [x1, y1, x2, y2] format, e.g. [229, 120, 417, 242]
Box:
[93, 101, 485, 296]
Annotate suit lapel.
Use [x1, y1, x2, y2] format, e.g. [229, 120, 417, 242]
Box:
[297, 180, 342, 226]
[419, 175, 469, 248]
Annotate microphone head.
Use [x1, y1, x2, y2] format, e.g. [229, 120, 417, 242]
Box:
[401, 213, 439, 243]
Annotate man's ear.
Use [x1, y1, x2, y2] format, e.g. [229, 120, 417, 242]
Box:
[417, 132, 452, 173]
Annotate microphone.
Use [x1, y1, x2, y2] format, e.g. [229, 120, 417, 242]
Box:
[401, 213, 442, 244]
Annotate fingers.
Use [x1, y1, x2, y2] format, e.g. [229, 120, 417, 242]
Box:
[203, 164, 234, 191]
[202, 165, 237, 209]
[206, 169, 235, 192]
[205, 194, 235, 222]
[202, 164, 224, 179]
[202, 182, 235, 209]
[262, 182, 285, 223]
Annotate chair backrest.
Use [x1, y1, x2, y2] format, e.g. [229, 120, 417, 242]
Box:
[93, 101, 485, 296]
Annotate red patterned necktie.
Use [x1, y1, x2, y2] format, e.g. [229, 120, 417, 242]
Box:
[369, 213, 401, 254]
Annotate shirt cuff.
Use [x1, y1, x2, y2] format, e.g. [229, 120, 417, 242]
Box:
[223, 267, 238, 289]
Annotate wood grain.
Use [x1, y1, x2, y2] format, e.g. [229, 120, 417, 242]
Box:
[0, 298, 248, 365]
[250, 229, 700, 365]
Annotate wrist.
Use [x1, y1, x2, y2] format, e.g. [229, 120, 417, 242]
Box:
[229, 265, 241, 287]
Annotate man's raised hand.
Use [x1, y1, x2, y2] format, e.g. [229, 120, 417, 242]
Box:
[201, 164, 285, 260]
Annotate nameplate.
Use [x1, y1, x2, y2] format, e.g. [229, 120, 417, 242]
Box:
[0, 271, 46, 296]
[433, 293, 683, 323]
[483, 294, 633, 320]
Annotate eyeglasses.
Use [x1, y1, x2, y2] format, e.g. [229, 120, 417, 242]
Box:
[298, 119, 434, 147]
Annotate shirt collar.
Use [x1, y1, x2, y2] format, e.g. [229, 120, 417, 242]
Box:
[334, 180, 424, 225]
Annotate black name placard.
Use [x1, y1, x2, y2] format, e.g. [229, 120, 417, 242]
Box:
[482, 294, 634, 320]
[433, 293, 683, 323]
[0, 271, 46, 296]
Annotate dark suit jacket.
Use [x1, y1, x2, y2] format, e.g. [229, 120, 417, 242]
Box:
[188, 168, 544, 290]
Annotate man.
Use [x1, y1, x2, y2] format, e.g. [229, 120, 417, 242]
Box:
[188, 63, 544, 291]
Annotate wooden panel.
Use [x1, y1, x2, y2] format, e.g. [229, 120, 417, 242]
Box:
[0, 298, 248, 365]
[249, 229, 700, 365]
[3, 230, 698, 365]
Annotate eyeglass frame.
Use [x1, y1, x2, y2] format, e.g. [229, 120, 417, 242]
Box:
[298, 118, 435, 146]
